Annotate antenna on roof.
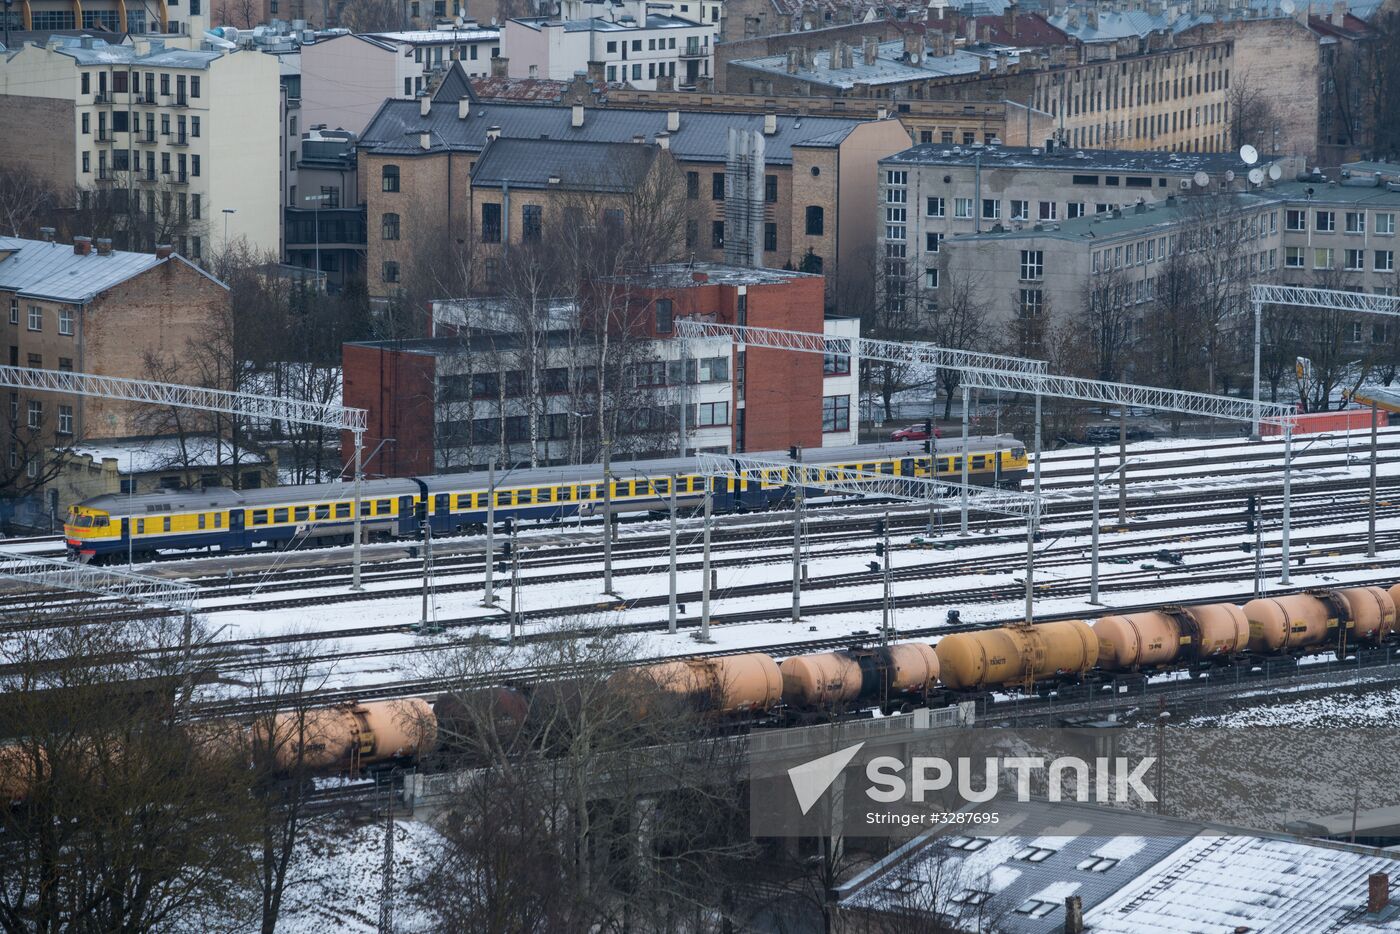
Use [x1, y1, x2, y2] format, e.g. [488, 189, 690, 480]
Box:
[1192, 170, 1210, 187]
[1268, 163, 1283, 181]
[1239, 143, 1259, 165]
[1248, 167, 1265, 185]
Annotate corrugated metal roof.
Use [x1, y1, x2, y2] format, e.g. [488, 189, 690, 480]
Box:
[1048, 10, 1170, 41]
[730, 40, 991, 89]
[0, 237, 222, 303]
[883, 142, 1256, 174]
[50, 36, 225, 68]
[470, 137, 657, 190]
[358, 98, 875, 164]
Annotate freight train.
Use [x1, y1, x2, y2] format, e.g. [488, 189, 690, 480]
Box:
[62, 437, 1028, 562]
[5, 584, 1392, 798]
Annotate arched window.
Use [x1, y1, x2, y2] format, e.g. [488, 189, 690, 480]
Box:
[381, 164, 400, 192]
[381, 212, 400, 240]
[805, 205, 824, 236]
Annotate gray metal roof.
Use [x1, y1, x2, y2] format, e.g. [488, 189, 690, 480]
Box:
[0, 237, 223, 304]
[730, 40, 992, 90]
[881, 142, 1256, 175]
[358, 97, 882, 164]
[951, 191, 1278, 244]
[470, 137, 657, 191]
[49, 36, 224, 68]
[1048, 10, 1170, 41]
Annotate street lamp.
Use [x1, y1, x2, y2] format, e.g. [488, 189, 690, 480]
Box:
[303, 192, 330, 288]
[221, 208, 236, 250]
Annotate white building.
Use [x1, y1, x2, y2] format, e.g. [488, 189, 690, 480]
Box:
[0, 33, 282, 257]
[299, 27, 501, 134]
[504, 0, 713, 90]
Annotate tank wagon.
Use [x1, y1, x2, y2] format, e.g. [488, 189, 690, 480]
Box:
[1094, 603, 1250, 673]
[778, 644, 940, 711]
[1243, 587, 1396, 655]
[935, 620, 1099, 693]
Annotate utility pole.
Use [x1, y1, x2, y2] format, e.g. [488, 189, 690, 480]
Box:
[791, 447, 803, 623]
[482, 459, 496, 605]
[1090, 446, 1101, 605]
[880, 511, 892, 643]
[603, 441, 615, 595]
[378, 778, 396, 934]
[668, 473, 679, 634]
[508, 522, 520, 644]
[352, 430, 364, 591]
[1117, 408, 1128, 526]
[959, 385, 970, 536]
[418, 503, 437, 632]
[697, 483, 713, 643]
[1369, 402, 1378, 559]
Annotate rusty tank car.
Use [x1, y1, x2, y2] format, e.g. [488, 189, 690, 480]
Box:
[1244, 587, 1396, 655]
[616, 653, 783, 717]
[779, 643, 940, 709]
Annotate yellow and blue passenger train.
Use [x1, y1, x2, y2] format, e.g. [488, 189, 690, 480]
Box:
[64, 437, 1028, 562]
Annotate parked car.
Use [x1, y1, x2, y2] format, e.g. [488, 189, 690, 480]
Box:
[890, 424, 943, 442]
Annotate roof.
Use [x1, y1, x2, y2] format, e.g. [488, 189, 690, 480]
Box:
[358, 98, 879, 164]
[364, 28, 500, 43]
[1271, 178, 1400, 206]
[66, 436, 272, 474]
[971, 12, 1071, 45]
[1308, 11, 1373, 39]
[467, 75, 616, 103]
[0, 237, 223, 304]
[1048, 9, 1170, 42]
[881, 142, 1258, 175]
[602, 262, 820, 288]
[729, 40, 996, 89]
[47, 36, 224, 68]
[470, 137, 657, 190]
[952, 191, 1278, 244]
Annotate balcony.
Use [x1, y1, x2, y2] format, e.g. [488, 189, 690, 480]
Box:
[96, 129, 114, 142]
[95, 169, 115, 182]
[93, 91, 111, 103]
[169, 133, 189, 146]
[172, 172, 189, 185]
[135, 92, 157, 105]
[139, 131, 157, 144]
[140, 169, 157, 182]
[172, 95, 188, 108]
[680, 41, 707, 58]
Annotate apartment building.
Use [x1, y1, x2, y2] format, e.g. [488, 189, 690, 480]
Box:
[298, 28, 501, 135]
[0, 35, 281, 256]
[342, 263, 847, 476]
[8, 0, 191, 34]
[504, 2, 715, 90]
[0, 235, 229, 523]
[285, 127, 364, 291]
[358, 74, 911, 302]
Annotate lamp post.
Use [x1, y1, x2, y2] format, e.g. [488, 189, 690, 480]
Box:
[221, 207, 236, 251]
[304, 192, 330, 288]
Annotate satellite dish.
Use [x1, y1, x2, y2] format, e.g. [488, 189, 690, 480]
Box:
[1269, 163, 1283, 180]
[1249, 167, 1265, 185]
[1240, 144, 1259, 165]
[1193, 171, 1210, 187]
[1281, 0, 1294, 13]
[1225, 169, 1236, 182]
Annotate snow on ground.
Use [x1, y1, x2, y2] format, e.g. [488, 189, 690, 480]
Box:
[1187, 685, 1400, 728]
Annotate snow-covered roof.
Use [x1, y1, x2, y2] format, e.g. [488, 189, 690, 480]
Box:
[65, 436, 271, 474]
[0, 236, 222, 304]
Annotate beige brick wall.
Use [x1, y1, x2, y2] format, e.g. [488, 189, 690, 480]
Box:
[0, 96, 76, 191]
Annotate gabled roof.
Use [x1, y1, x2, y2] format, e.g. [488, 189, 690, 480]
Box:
[0, 237, 224, 304]
[972, 12, 1071, 45]
[431, 60, 475, 104]
[470, 138, 657, 191]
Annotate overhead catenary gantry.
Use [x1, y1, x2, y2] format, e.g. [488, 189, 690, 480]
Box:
[0, 552, 198, 615]
[0, 365, 371, 590]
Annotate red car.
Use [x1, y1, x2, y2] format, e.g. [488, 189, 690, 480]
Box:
[890, 424, 942, 442]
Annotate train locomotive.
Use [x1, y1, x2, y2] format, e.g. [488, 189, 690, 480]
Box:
[63, 437, 1027, 562]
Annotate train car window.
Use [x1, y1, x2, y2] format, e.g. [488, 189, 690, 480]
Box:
[335, 503, 350, 519]
[495, 490, 510, 508]
[558, 486, 572, 502]
[435, 494, 451, 513]
[136, 519, 145, 534]
[655, 478, 669, 495]
[376, 499, 391, 514]
[274, 508, 289, 523]
[294, 507, 310, 522]
[315, 505, 330, 520]
[453, 493, 469, 510]
[253, 510, 268, 525]
[519, 489, 535, 505]
[163, 517, 171, 532]
[215, 513, 223, 528]
[198, 514, 206, 530]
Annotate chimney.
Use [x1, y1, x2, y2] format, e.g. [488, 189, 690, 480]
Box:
[979, 55, 990, 74]
[786, 47, 800, 73]
[419, 130, 432, 150]
[877, 105, 888, 119]
[1369, 873, 1390, 914]
[763, 113, 778, 135]
[419, 94, 431, 117]
[571, 102, 585, 127]
[491, 55, 509, 77]
[1004, 3, 1016, 37]
[73, 236, 92, 256]
[586, 59, 605, 83]
[1064, 895, 1084, 934]
[486, 125, 501, 140]
[39, 226, 55, 242]
[903, 28, 921, 57]
[654, 132, 670, 149]
[1331, 0, 1345, 25]
[666, 110, 680, 132]
[863, 35, 879, 65]
[154, 243, 173, 258]
[458, 97, 470, 119]
[981, 24, 992, 42]
[95, 237, 113, 255]
[1087, 6, 1099, 28]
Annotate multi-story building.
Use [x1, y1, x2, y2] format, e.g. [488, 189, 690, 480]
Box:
[504, 0, 715, 90]
[0, 234, 230, 525]
[0, 34, 282, 256]
[342, 263, 849, 476]
[358, 71, 911, 303]
[298, 27, 501, 135]
[285, 127, 365, 290]
[8, 0, 191, 34]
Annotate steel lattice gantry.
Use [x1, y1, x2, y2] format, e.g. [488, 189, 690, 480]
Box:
[0, 366, 372, 590]
[0, 551, 198, 614]
[695, 453, 1045, 624]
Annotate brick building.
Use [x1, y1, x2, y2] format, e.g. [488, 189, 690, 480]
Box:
[342, 264, 854, 476]
[357, 68, 911, 303]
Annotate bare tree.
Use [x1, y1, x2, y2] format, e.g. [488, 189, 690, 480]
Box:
[337, 0, 402, 31]
[1077, 264, 1135, 382]
[1227, 71, 1280, 154]
[0, 167, 63, 238]
[925, 265, 992, 421]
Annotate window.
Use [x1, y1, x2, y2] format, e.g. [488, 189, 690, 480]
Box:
[1314, 247, 1334, 269]
[1285, 246, 1305, 268]
[81, 72, 90, 94]
[823, 341, 850, 375]
[926, 196, 945, 217]
[696, 401, 728, 426]
[1378, 250, 1395, 272]
[1346, 211, 1366, 234]
[711, 220, 724, 248]
[1038, 200, 1058, 221]
[1346, 249, 1365, 271]
[381, 212, 400, 240]
[160, 73, 170, 96]
[655, 299, 673, 334]
[59, 357, 72, 372]
[82, 151, 90, 173]
[686, 171, 699, 199]
[27, 305, 41, 331]
[1019, 250, 1044, 281]
[1019, 288, 1043, 318]
[1010, 200, 1029, 221]
[27, 399, 41, 429]
[57, 405, 73, 434]
[822, 394, 850, 432]
[1378, 213, 1396, 235]
[764, 222, 777, 252]
[1315, 210, 1335, 232]
[27, 353, 40, 369]
[1072, 174, 1099, 185]
[522, 204, 542, 242]
[805, 206, 824, 236]
[925, 232, 942, 253]
[481, 203, 501, 243]
[765, 174, 778, 203]
[8, 299, 16, 325]
[81, 112, 89, 135]
[381, 164, 400, 192]
[924, 267, 939, 289]
[712, 172, 725, 200]
[1067, 202, 1086, 219]
[58, 308, 73, 336]
[382, 261, 400, 282]
[1286, 209, 1306, 231]
[954, 198, 973, 219]
[981, 198, 1000, 220]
